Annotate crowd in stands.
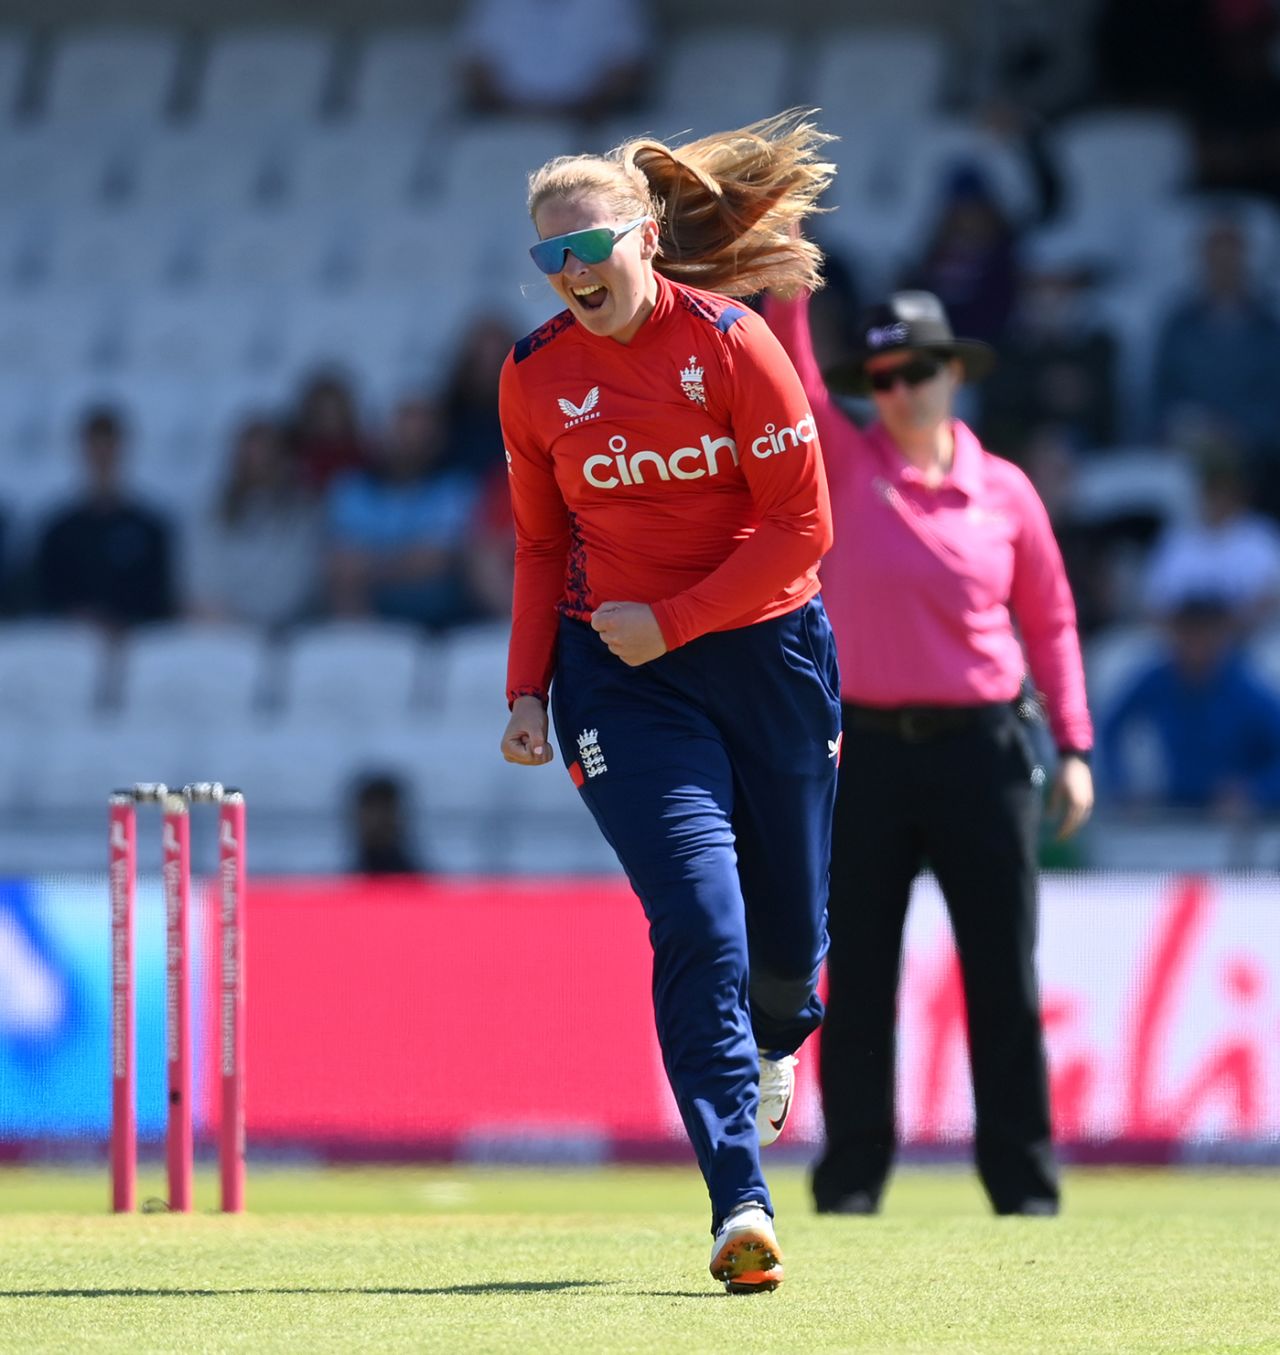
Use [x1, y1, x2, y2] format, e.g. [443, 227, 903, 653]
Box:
[0, 312, 518, 638]
[4, 0, 1280, 835]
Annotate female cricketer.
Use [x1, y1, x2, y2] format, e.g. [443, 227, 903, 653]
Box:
[498, 111, 839, 1292]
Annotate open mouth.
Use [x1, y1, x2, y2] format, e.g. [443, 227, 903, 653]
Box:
[573, 283, 608, 312]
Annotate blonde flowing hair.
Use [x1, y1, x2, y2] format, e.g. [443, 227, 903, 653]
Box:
[527, 109, 836, 298]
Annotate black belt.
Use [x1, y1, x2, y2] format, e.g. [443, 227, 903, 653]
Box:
[844, 702, 1014, 743]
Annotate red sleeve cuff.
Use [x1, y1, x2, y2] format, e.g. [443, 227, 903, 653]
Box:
[507, 685, 549, 709]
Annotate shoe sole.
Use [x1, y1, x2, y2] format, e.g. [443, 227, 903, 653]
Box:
[709, 1228, 784, 1294]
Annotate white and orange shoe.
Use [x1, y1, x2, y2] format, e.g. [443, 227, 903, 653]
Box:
[708, 1204, 784, 1294]
[757, 1053, 798, 1147]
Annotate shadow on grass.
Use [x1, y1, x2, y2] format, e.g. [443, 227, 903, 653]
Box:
[3, 1280, 612, 1300]
[642, 1291, 730, 1300]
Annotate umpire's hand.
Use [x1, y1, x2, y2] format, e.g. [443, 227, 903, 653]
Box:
[1051, 754, 1094, 839]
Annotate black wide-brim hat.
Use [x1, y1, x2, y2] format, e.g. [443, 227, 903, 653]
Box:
[822, 290, 997, 396]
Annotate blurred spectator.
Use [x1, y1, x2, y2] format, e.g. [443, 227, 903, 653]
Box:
[455, 0, 652, 123]
[1191, 1, 1280, 200]
[801, 243, 863, 375]
[349, 772, 425, 876]
[979, 235, 1118, 458]
[438, 313, 518, 478]
[978, 2, 1094, 120]
[1151, 217, 1280, 479]
[1092, 0, 1211, 111]
[1142, 443, 1280, 628]
[288, 370, 368, 491]
[899, 166, 1019, 345]
[1022, 427, 1123, 635]
[186, 417, 324, 631]
[0, 503, 11, 615]
[1098, 592, 1280, 813]
[463, 467, 515, 619]
[326, 396, 480, 630]
[33, 406, 174, 630]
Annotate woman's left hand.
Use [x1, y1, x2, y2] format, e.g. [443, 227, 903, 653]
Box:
[591, 601, 668, 666]
[1049, 755, 1094, 840]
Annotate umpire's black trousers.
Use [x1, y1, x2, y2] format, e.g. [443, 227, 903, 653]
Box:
[812, 700, 1059, 1215]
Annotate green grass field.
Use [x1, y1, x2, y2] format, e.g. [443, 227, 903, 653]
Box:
[1, 1165, 1278, 1353]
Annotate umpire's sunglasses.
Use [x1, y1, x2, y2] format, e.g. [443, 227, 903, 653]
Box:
[529, 215, 649, 275]
[866, 355, 944, 392]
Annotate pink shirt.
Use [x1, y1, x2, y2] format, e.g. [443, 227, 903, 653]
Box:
[764, 293, 1093, 753]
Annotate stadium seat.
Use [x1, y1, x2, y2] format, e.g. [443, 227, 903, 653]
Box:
[433, 620, 512, 717]
[43, 25, 181, 125]
[197, 27, 336, 125]
[0, 292, 121, 378]
[0, 31, 28, 121]
[0, 205, 42, 289]
[439, 120, 578, 246]
[347, 29, 456, 127]
[354, 206, 475, 291]
[1048, 110, 1194, 268]
[207, 722, 370, 816]
[197, 210, 343, 292]
[648, 28, 794, 138]
[0, 125, 119, 211]
[282, 125, 430, 212]
[1092, 283, 1175, 441]
[277, 620, 432, 725]
[42, 211, 188, 293]
[0, 620, 110, 726]
[130, 127, 278, 213]
[273, 291, 426, 404]
[1053, 110, 1193, 209]
[810, 27, 947, 128]
[117, 622, 270, 726]
[0, 373, 55, 469]
[126, 290, 290, 385]
[19, 720, 211, 816]
[1069, 447, 1198, 528]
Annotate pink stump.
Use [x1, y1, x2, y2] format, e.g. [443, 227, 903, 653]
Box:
[162, 793, 193, 1212]
[109, 795, 136, 1214]
[218, 793, 246, 1213]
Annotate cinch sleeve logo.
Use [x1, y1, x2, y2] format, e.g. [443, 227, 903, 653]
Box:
[750, 414, 817, 459]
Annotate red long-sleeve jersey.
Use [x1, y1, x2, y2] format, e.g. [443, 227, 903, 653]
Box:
[500, 273, 833, 705]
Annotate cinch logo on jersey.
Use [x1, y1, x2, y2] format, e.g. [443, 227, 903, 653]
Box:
[583, 432, 740, 489]
[581, 415, 815, 490]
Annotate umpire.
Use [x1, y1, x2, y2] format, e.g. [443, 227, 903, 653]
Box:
[763, 287, 1095, 1216]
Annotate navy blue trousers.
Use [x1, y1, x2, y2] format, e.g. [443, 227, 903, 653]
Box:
[550, 599, 841, 1230]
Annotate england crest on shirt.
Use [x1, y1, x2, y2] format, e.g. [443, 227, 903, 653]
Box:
[679, 355, 706, 407]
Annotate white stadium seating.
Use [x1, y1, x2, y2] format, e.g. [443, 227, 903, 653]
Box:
[44, 26, 181, 125]
[0, 17, 1277, 874]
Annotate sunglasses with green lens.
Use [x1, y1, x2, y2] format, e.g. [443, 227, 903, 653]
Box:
[529, 215, 649, 275]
